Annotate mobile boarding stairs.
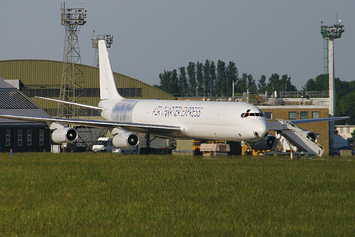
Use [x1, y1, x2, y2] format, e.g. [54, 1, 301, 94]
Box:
[268, 120, 324, 156]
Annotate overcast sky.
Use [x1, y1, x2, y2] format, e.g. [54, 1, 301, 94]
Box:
[1, 1, 354, 90]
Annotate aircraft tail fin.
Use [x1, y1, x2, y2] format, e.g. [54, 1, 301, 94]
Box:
[98, 40, 123, 100]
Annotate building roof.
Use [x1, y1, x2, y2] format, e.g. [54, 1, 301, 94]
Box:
[0, 77, 49, 125]
[0, 78, 16, 89]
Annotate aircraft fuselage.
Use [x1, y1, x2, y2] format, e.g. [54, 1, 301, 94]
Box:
[99, 99, 269, 141]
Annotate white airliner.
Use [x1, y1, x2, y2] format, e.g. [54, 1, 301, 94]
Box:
[0, 40, 349, 151]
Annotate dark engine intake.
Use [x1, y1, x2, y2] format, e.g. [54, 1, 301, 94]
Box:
[51, 127, 78, 143]
[304, 131, 317, 142]
[112, 132, 139, 148]
[250, 135, 277, 151]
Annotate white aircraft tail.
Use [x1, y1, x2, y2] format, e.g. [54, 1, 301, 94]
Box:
[98, 40, 124, 100]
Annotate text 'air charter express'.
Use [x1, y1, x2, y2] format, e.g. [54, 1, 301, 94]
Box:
[152, 106, 203, 117]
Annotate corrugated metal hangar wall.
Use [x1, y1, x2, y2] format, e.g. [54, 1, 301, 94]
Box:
[0, 59, 174, 117]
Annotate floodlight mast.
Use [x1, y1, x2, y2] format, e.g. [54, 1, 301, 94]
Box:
[320, 20, 344, 149]
[90, 32, 114, 67]
[58, 3, 87, 118]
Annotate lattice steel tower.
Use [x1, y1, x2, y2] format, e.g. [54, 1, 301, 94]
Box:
[58, 3, 87, 118]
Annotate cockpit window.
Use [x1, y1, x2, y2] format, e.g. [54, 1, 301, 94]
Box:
[241, 109, 265, 118]
[258, 109, 265, 117]
[241, 109, 250, 118]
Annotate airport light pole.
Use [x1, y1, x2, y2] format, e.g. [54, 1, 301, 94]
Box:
[320, 20, 344, 149]
[90, 32, 114, 67]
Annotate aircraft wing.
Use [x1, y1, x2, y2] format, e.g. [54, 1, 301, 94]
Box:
[269, 116, 350, 130]
[288, 116, 350, 124]
[20, 97, 180, 135]
[0, 113, 181, 134]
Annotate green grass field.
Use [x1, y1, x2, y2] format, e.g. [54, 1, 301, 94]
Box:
[0, 153, 355, 236]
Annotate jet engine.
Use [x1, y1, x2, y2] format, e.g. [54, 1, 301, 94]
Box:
[111, 128, 139, 148]
[112, 132, 139, 148]
[50, 123, 78, 143]
[303, 131, 317, 142]
[249, 135, 277, 151]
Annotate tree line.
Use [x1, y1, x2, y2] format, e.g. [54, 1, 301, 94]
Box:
[303, 74, 355, 125]
[156, 60, 355, 124]
[155, 60, 297, 97]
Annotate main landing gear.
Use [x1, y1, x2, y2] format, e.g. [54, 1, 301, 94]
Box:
[139, 134, 172, 155]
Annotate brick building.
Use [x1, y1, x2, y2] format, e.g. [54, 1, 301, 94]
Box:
[259, 105, 330, 155]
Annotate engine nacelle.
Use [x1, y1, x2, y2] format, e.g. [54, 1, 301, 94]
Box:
[50, 123, 78, 143]
[112, 131, 139, 148]
[303, 131, 317, 142]
[250, 135, 277, 151]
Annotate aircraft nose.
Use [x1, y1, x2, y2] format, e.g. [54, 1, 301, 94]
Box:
[253, 118, 269, 138]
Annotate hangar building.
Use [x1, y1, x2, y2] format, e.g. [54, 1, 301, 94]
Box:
[0, 59, 175, 117]
[0, 59, 175, 152]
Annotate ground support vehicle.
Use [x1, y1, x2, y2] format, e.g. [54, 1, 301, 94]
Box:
[92, 137, 138, 154]
[200, 143, 230, 157]
[193, 140, 226, 156]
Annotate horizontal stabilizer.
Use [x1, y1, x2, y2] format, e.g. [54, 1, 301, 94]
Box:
[36, 96, 102, 111]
